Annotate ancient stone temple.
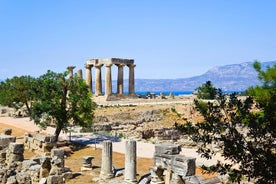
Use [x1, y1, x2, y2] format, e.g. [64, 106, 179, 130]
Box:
[85, 58, 136, 97]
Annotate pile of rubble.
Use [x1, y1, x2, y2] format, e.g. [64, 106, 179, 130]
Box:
[0, 129, 72, 184]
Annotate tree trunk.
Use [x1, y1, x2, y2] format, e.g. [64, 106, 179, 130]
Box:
[54, 125, 63, 142]
[25, 102, 31, 116]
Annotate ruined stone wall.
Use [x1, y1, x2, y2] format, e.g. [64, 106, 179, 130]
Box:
[0, 142, 71, 184]
[24, 132, 56, 153]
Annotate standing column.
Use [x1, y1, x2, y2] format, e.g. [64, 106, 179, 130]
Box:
[100, 140, 114, 179]
[95, 64, 103, 96]
[85, 64, 93, 92]
[117, 64, 124, 94]
[67, 66, 76, 79]
[128, 64, 136, 95]
[105, 64, 113, 95]
[77, 69, 83, 78]
[124, 139, 137, 183]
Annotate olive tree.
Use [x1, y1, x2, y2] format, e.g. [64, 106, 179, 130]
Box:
[0, 75, 37, 115]
[31, 70, 97, 141]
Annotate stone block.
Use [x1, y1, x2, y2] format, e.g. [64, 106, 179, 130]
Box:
[3, 128, 12, 135]
[63, 171, 73, 181]
[171, 155, 196, 177]
[51, 149, 64, 159]
[22, 160, 39, 170]
[8, 153, 24, 162]
[154, 154, 174, 168]
[9, 143, 24, 154]
[82, 156, 94, 165]
[16, 172, 32, 184]
[0, 135, 16, 148]
[47, 175, 63, 184]
[45, 135, 56, 143]
[154, 144, 181, 155]
[34, 134, 46, 142]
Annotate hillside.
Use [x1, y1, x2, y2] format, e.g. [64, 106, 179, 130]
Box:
[1, 61, 275, 93]
[134, 61, 276, 92]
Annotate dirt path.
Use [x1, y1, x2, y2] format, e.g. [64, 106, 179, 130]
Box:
[0, 118, 217, 183]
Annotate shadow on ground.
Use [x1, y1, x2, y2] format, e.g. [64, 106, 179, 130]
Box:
[69, 133, 121, 145]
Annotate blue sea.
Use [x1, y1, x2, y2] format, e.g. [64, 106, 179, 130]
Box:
[135, 90, 244, 96]
[135, 91, 194, 96]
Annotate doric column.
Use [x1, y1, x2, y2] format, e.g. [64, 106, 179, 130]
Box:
[67, 66, 76, 79]
[128, 64, 136, 95]
[85, 64, 93, 92]
[124, 139, 137, 183]
[95, 64, 103, 96]
[77, 69, 83, 79]
[100, 140, 114, 179]
[105, 64, 113, 95]
[117, 64, 124, 94]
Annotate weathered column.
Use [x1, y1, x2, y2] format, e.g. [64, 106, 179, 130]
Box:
[105, 64, 113, 96]
[117, 64, 124, 94]
[100, 140, 114, 179]
[95, 64, 103, 96]
[77, 69, 83, 79]
[85, 64, 93, 92]
[67, 66, 76, 79]
[124, 139, 137, 183]
[128, 64, 136, 95]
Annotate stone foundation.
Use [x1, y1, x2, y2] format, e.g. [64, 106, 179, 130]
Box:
[24, 132, 56, 153]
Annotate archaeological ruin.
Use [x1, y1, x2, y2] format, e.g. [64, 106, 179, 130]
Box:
[66, 58, 136, 101]
[85, 58, 136, 97]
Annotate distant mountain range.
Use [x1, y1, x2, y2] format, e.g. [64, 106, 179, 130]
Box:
[133, 61, 276, 92]
[1, 61, 275, 93]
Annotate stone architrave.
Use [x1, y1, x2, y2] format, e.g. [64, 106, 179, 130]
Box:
[85, 64, 93, 92]
[124, 139, 137, 183]
[105, 64, 113, 95]
[117, 64, 124, 94]
[128, 64, 136, 95]
[95, 64, 103, 96]
[100, 140, 114, 179]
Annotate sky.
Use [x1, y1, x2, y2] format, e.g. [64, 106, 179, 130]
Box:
[0, 0, 276, 80]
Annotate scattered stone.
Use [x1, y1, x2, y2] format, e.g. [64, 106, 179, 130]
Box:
[3, 128, 12, 135]
[81, 156, 94, 171]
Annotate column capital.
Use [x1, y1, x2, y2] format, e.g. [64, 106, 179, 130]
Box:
[106, 63, 113, 67]
[67, 66, 76, 70]
[95, 64, 104, 68]
[116, 63, 125, 67]
[127, 64, 136, 68]
[85, 64, 93, 69]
